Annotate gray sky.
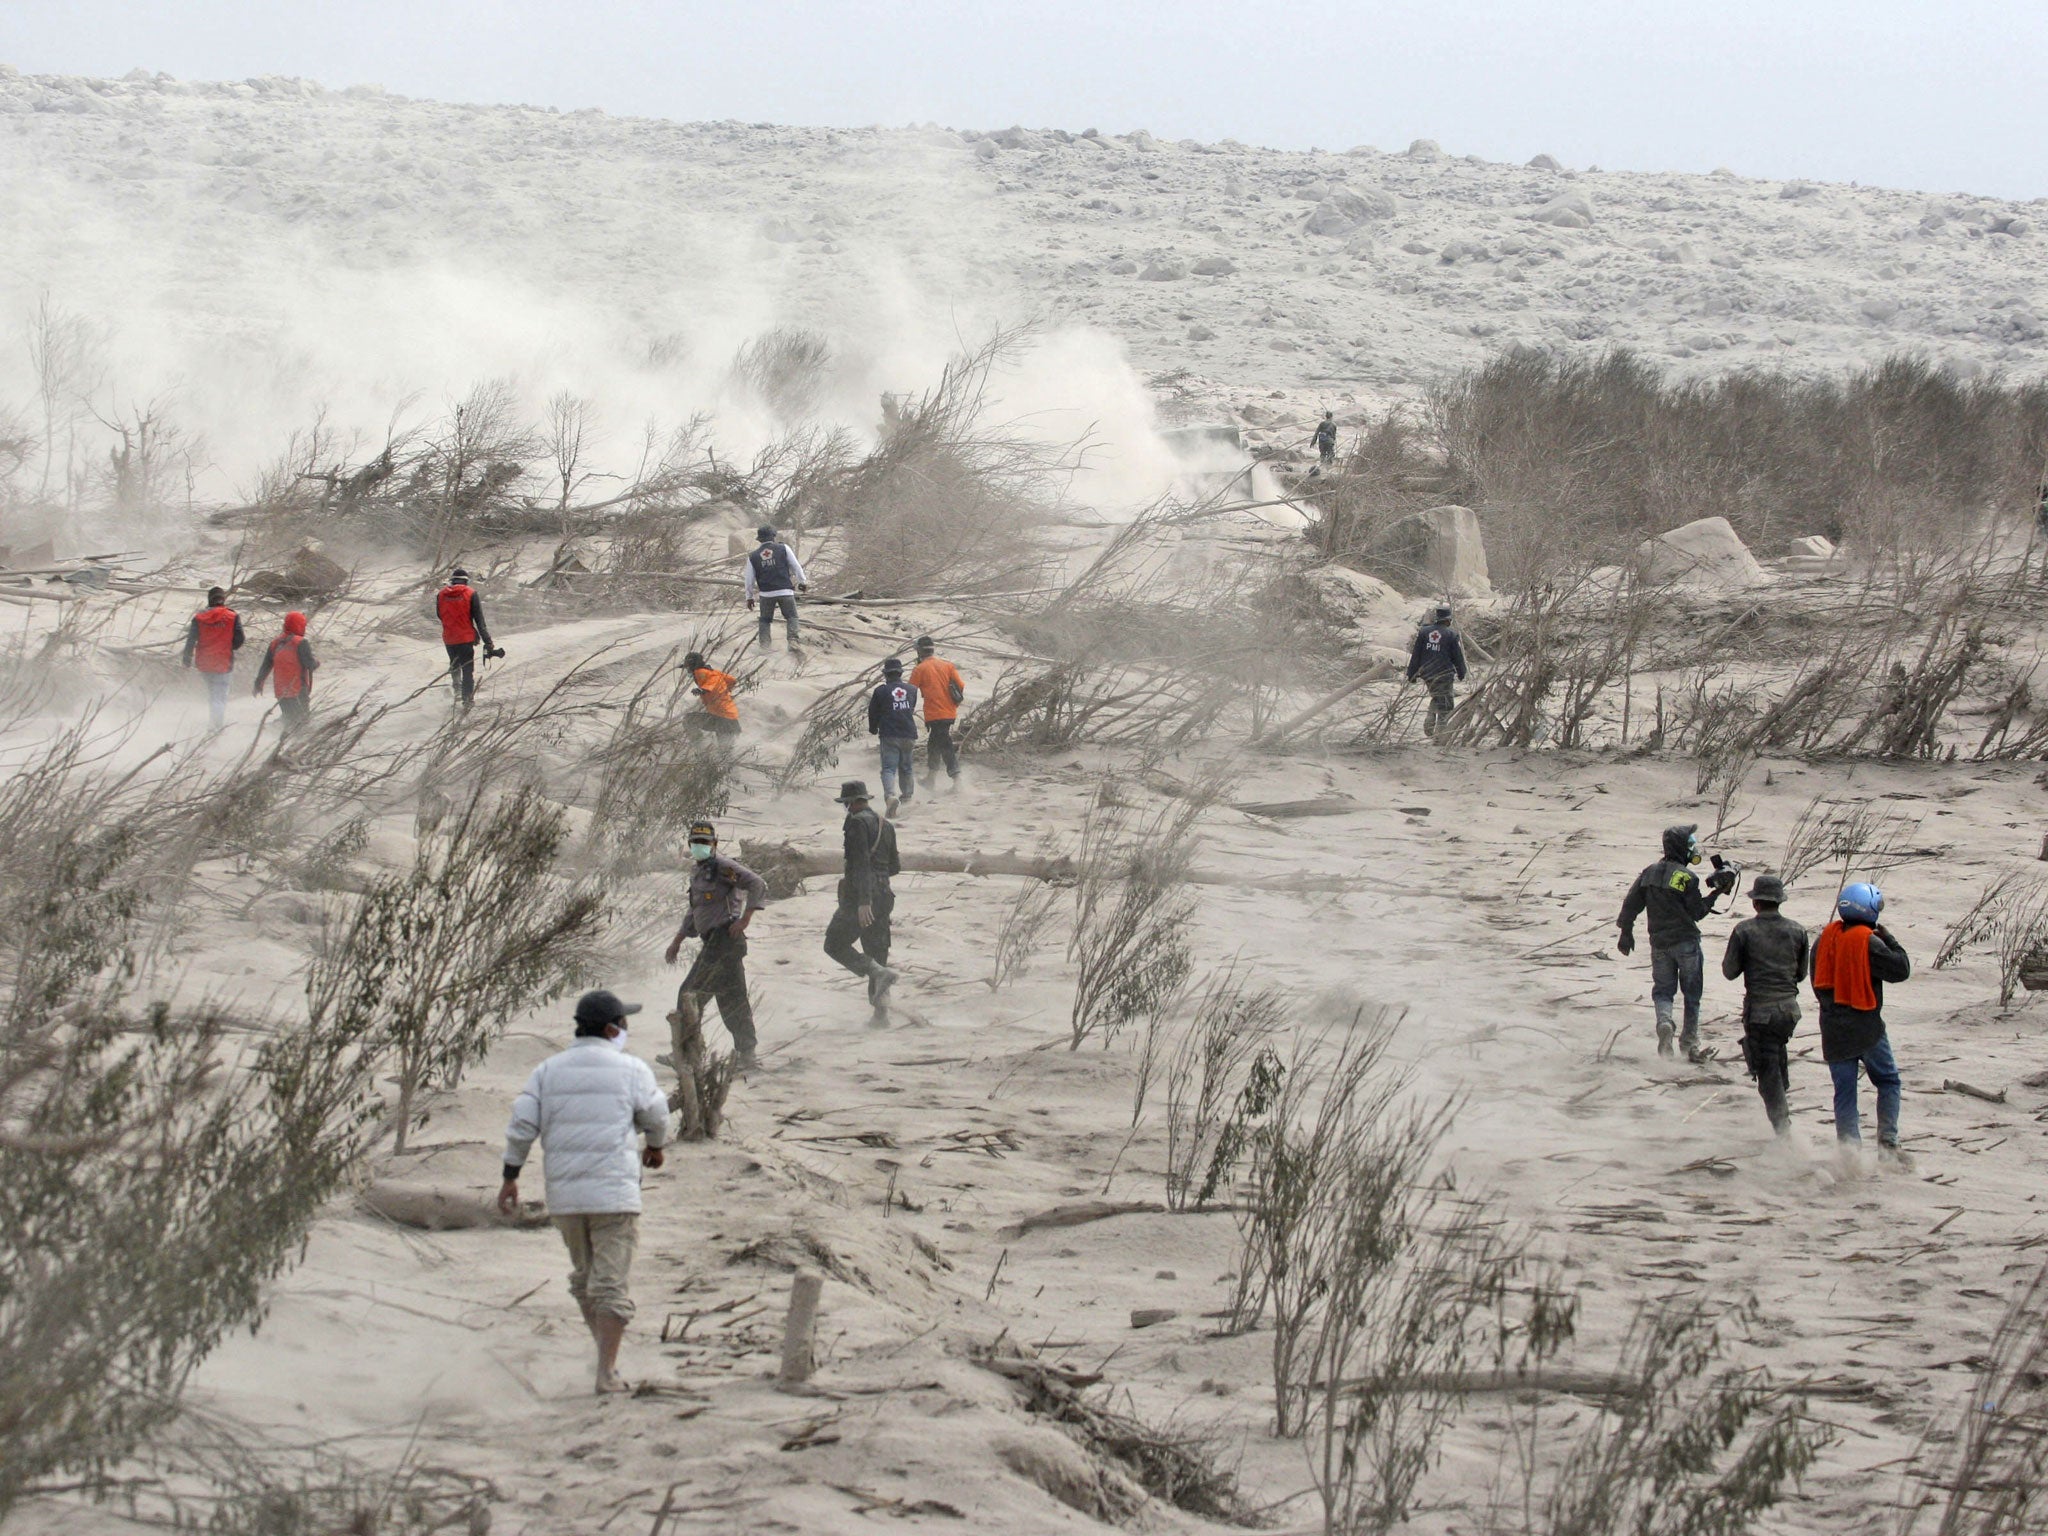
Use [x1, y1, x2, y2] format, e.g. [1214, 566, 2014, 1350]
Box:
[4, 0, 2042, 198]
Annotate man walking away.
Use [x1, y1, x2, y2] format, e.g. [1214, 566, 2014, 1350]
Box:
[497, 989, 669, 1394]
[252, 610, 318, 735]
[182, 586, 245, 732]
[823, 780, 901, 1014]
[663, 821, 769, 1070]
[1721, 873, 1809, 1134]
[1405, 605, 1467, 738]
[437, 567, 499, 708]
[869, 657, 919, 817]
[1811, 882, 1913, 1165]
[1617, 823, 1725, 1060]
[1313, 411, 1338, 467]
[743, 525, 808, 650]
[683, 651, 742, 738]
[908, 635, 966, 788]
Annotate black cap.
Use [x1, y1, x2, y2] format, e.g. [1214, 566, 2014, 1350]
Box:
[573, 989, 641, 1027]
[451, 567, 469, 583]
[1433, 605, 1452, 621]
[756, 525, 776, 541]
[688, 820, 717, 841]
[882, 657, 904, 675]
[914, 634, 935, 653]
[836, 780, 871, 803]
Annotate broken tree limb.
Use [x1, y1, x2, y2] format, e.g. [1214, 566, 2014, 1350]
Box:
[1254, 663, 1398, 747]
[360, 1182, 550, 1231]
[1943, 1079, 2008, 1104]
[997, 1200, 1163, 1241]
[1331, 1368, 1878, 1401]
[735, 842, 1358, 900]
[778, 1270, 825, 1387]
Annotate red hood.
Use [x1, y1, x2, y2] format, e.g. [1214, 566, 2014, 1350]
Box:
[283, 611, 307, 636]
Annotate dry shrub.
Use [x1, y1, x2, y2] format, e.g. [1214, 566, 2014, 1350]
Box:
[1510, 1302, 1830, 1536]
[810, 333, 1066, 598]
[309, 779, 605, 1152]
[1779, 796, 1926, 888]
[0, 730, 379, 1515]
[1934, 871, 2048, 1008]
[961, 661, 1247, 752]
[1898, 1258, 2048, 1535]
[988, 875, 1067, 990]
[730, 326, 833, 420]
[1163, 970, 1285, 1211]
[1431, 348, 2048, 584]
[1302, 402, 1457, 561]
[1067, 783, 1203, 1050]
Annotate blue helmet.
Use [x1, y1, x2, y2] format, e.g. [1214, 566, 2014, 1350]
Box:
[1838, 882, 1884, 927]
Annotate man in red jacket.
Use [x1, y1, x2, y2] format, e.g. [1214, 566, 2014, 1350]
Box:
[436, 567, 499, 707]
[252, 610, 319, 735]
[181, 586, 245, 731]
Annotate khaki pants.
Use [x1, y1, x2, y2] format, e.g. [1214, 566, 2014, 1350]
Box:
[554, 1212, 638, 1320]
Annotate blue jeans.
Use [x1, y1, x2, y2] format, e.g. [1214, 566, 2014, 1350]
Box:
[879, 738, 915, 801]
[1829, 1036, 1902, 1145]
[1650, 939, 1704, 1044]
[757, 594, 799, 647]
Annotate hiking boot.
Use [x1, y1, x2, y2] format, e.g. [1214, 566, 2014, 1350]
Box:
[733, 1050, 758, 1072]
[1656, 1025, 1676, 1059]
[1878, 1141, 1914, 1170]
[867, 964, 899, 1005]
[1684, 1041, 1710, 1065]
[884, 795, 900, 818]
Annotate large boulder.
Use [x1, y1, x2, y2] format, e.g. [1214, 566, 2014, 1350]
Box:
[1364, 505, 1492, 596]
[1303, 187, 1397, 237]
[1636, 517, 1768, 589]
[1530, 190, 1594, 228]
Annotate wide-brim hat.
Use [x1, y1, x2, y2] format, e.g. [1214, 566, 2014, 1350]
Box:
[573, 988, 642, 1026]
[1750, 873, 1786, 902]
[835, 780, 871, 803]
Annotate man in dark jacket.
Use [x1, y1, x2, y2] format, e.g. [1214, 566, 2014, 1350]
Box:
[1406, 606, 1467, 738]
[1811, 881, 1912, 1162]
[1721, 873, 1809, 1133]
[1313, 411, 1338, 467]
[823, 780, 900, 1014]
[663, 821, 770, 1071]
[869, 657, 920, 817]
[1617, 824, 1727, 1059]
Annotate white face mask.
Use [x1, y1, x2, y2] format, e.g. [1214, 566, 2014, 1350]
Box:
[688, 842, 714, 862]
[610, 1025, 629, 1052]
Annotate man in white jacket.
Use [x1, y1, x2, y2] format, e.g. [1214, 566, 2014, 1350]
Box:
[498, 989, 671, 1394]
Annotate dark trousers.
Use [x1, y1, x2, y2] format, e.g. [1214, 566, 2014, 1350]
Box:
[445, 642, 477, 706]
[278, 694, 309, 735]
[678, 926, 755, 1056]
[757, 595, 800, 647]
[824, 882, 893, 982]
[686, 713, 742, 738]
[925, 719, 960, 778]
[1422, 673, 1456, 735]
[1651, 939, 1705, 1045]
[1741, 1005, 1797, 1133]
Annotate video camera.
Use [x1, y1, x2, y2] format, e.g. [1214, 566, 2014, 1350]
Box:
[1706, 853, 1743, 899]
[485, 645, 507, 660]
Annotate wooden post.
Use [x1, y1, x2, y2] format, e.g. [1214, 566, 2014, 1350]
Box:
[778, 1270, 825, 1387]
[666, 988, 709, 1140]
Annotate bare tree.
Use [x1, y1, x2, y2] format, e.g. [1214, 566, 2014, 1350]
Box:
[25, 293, 106, 508]
[542, 389, 601, 513]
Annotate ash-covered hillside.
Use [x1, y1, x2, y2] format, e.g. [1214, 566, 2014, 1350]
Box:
[1, 65, 2043, 446]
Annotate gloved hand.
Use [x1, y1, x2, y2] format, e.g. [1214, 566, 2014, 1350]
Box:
[1616, 931, 1635, 957]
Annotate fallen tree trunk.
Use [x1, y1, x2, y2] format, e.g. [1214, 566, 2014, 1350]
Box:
[735, 841, 1356, 900]
[360, 1181, 550, 1231]
[1333, 1368, 1879, 1402]
[1255, 663, 1398, 747]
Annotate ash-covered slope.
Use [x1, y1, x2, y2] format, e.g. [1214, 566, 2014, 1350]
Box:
[2, 66, 2043, 436]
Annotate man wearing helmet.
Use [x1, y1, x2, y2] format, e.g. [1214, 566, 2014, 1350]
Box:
[1721, 872, 1810, 1133]
[1811, 881, 1912, 1163]
[1616, 824, 1727, 1059]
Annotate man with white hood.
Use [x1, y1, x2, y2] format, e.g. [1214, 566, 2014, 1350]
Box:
[498, 988, 670, 1394]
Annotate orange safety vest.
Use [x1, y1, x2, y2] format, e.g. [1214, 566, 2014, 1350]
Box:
[192, 605, 238, 673]
[266, 634, 305, 698]
[693, 666, 740, 721]
[437, 584, 478, 644]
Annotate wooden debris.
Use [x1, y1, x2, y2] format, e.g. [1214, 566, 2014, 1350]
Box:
[778, 1270, 825, 1388]
[998, 1199, 1165, 1241]
[736, 840, 1355, 900]
[1943, 1079, 2007, 1104]
[360, 1182, 549, 1231]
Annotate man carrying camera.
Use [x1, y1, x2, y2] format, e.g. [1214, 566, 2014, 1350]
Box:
[437, 566, 503, 708]
[1617, 823, 1736, 1061]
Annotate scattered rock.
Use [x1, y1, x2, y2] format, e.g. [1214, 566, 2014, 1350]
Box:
[1105, 256, 1138, 275]
[1190, 255, 1237, 276]
[1186, 324, 1217, 341]
[1439, 239, 1489, 264]
[1530, 190, 1594, 228]
[1527, 153, 1563, 171]
[1153, 1269, 1177, 1280]
[990, 125, 1035, 150]
[973, 139, 998, 161]
[1139, 258, 1187, 281]
[1130, 1308, 1179, 1329]
[1860, 298, 1902, 323]
[1636, 516, 1768, 589]
[1789, 534, 1836, 559]
[1779, 181, 1820, 200]
[1406, 138, 1445, 160]
[1365, 505, 1492, 596]
[241, 543, 349, 602]
[1302, 187, 1396, 237]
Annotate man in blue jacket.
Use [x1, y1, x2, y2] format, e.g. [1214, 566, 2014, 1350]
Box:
[1406, 606, 1467, 737]
[868, 656, 919, 817]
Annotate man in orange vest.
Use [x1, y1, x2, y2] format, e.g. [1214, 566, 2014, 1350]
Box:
[181, 586, 245, 731]
[683, 651, 741, 738]
[252, 610, 319, 735]
[436, 567, 499, 708]
[907, 634, 966, 788]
